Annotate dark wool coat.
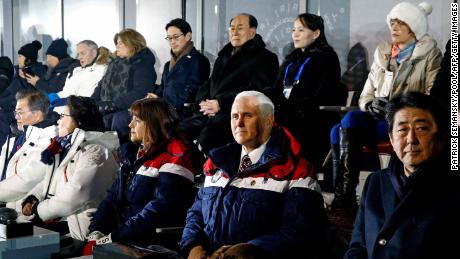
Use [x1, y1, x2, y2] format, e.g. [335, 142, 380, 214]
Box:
[193, 34, 279, 116]
[345, 154, 460, 259]
[181, 34, 279, 152]
[271, 41, 347, 166]
[92, 47, 157, 110]
[156, 47, 210, 119]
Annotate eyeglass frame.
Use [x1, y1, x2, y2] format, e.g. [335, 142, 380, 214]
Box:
[13, 109, 36, 117]
[58, 113, 72, 119]
[164, 33, 184, 42]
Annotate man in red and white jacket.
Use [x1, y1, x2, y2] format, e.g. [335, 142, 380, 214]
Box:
[180, 91, 329, 258]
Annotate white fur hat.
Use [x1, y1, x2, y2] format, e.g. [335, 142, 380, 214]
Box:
[386, 2, 433, 40]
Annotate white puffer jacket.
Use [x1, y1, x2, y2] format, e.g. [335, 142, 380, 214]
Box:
[58, 62, 107, 98]
[0, 125, 57, 207]
[24, 129, 119, 240]
[359, 35, 442, 110]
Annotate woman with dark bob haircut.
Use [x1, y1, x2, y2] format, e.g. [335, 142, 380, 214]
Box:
[88, 98, 197, 246]
[272, 13, 346, 172]
[21, 95, 119, 241]
[67, 95, 105, 132]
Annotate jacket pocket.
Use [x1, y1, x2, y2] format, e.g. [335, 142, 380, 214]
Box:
[200, 187, 219, 224]
[237, 189, 283, 236]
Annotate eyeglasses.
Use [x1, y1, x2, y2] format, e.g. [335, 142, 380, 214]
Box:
[14, 110, 34, 117]
[58, 113, 72, 119]
[165, 34, 184, 42]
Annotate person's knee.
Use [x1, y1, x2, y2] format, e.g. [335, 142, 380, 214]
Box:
[330, 124, 341, 145]
[341, 110, 372, 129]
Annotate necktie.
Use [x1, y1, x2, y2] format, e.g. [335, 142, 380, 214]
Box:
[239, 154, 252, 172]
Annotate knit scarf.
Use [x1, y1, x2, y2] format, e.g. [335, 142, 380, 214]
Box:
[40, 134, 73, 165]
[391, 42, 416, 64]
[169, 41, 194, 71]
[99, 58, 131, 102]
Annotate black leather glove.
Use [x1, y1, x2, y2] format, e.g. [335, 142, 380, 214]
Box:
[98, 101, 117, 115]
[366, 97, 389, 118]
[21, 195, 39, 209]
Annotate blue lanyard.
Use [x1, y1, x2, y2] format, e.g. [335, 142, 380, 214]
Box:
[283, 57, 310, 86]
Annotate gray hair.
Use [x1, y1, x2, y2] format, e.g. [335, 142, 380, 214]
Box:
[234, 91, 274, 117]
[77, 40, 98, 50]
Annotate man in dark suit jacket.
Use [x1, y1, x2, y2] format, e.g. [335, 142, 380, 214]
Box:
[345, 92, 460, 259]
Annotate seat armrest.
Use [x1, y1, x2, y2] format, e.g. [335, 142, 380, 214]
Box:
[319, 106, 359, 112]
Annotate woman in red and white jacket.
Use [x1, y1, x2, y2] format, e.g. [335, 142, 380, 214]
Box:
[88, 98, 197, 246]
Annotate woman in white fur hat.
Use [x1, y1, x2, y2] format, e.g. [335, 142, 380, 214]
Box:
[328, 1, 442, 235]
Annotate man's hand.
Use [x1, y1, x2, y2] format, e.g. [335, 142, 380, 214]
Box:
[21, 195, 39, 216]
[25, 74, 39, 86]
[22, 202, 35, 216]
[188, 245, 208, 259]
[210, 243, 263, 259]
[199, 99, 220, 117]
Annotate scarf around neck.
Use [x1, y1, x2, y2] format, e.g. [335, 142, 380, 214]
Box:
[169, 41, 194, 71]
[391, 42, 416, 64]
[40, 134, 73, 165]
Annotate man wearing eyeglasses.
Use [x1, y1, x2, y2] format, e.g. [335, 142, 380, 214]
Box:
[149, 18, 210, 119]
[180, 13, 279, 155]
[0, 89, 57, 208]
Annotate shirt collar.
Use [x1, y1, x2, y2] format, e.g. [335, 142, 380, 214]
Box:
[240, 138, 270, 164]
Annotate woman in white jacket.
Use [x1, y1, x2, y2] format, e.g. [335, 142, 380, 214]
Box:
[327, 1, 442, 239]
[21, 95, 119, 241]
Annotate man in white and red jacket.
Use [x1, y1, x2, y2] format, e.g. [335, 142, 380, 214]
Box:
[180, 91, 329, 258]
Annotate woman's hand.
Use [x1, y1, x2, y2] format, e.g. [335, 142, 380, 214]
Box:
[25, 74, 40, 86]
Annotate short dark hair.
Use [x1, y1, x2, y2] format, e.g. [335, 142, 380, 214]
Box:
[165, 18, 192, 34]
[230, 13, 258, 28]
[385, 92, 448, 138]
[67, 95, 104, 132]
[16, 89, 49, 114]
[297, 13, 329, 46]
[130, 98, 179, 148]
